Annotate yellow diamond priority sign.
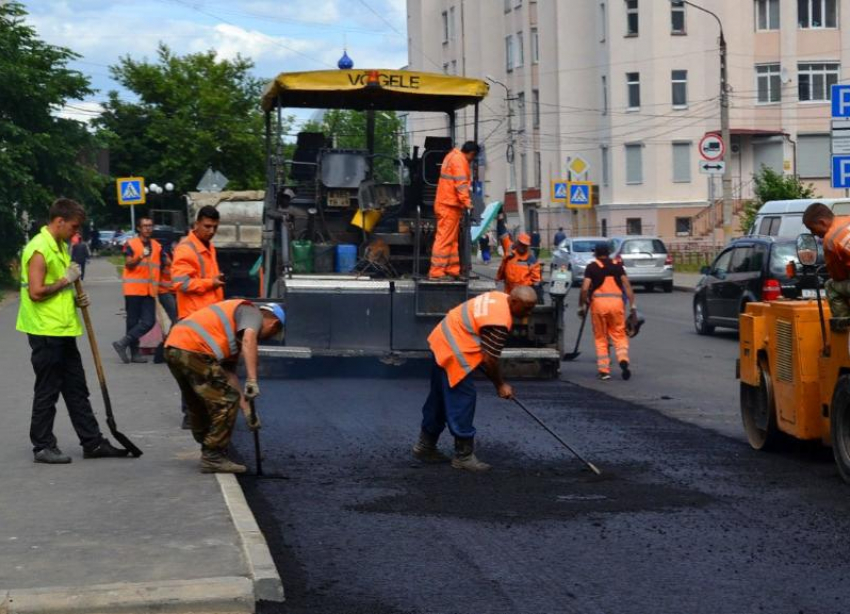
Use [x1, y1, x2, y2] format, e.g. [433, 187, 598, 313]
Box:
[568, 156, 590, 178]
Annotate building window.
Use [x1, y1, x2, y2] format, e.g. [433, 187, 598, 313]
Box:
[504, 0, 512, 12]
[532, 89, 540, 128]
[602, 75, 608, 114]
[534, 152, 541, 188]
[672, 70, 688, 107]
[521, 153, 528, 189]
[505, 35, 514, 71]
[799, 63, 840, 102]
[442, 62, 449, 75]
[517, 91, 526, 132]
[626, 0, 638, 35]
[756, 64, 781, 103]
[756, 0, 780, 29]
[625, 143, 643, 184]
[798, 0, 837, 28]
[449, 7, 456, 40]
[516, 0, 522, 6]
[672, 141, 692, 183]
[516, 31, 524, 68]
[600, 3, 607, 42]
[531, 28, 539, 63]
[441, 11, 449, 43]
[451, 60, 457, 75]
[601, 145, 610, 186]
[797, 134, 831, 177]
[676, 217, 693, 236]
[626, 218, 643, 235]
[627, 72, 640, 110]
[671, 0, 686, 33]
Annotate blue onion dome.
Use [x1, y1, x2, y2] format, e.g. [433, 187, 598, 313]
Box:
[338, 50, 354, 70]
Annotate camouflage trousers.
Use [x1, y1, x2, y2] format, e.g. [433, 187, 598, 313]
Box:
[165, 347, 240, 452]
[825, 279, 850, 318]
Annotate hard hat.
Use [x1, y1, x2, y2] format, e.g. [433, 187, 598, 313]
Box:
[258, 303, 286, 327]
[517, 233, 532, 246]
[626, 309, 645, 338]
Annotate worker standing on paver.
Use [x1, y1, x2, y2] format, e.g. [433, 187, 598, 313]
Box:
[803, 203, 850, 317]
[579, 243, 636, 381]
[112, 217, 164, 364]
[16, 198, 129, 463]
[495, 212, 542, 295]
[412, 286, 538, 472]
[428, 141, 480, 281]
[164, 299, 285, 473]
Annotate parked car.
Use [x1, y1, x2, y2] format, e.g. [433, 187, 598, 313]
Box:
[551, 236, 609, 284]
[747, 198, 850, 238]
[97, 230, 117, 245]
[609, 236, 674, 293]
[692, 236, 822, 335]
[111, 231, 136, 250]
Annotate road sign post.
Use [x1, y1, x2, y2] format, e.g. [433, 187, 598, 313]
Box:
[116, 177, 146, 234]
[699, 160, 726, 175]
[698, 134, 725, 161]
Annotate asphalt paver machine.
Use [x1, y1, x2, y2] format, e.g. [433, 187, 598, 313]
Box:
[738, 233, 850, 481]
[256, 68, 566, 376]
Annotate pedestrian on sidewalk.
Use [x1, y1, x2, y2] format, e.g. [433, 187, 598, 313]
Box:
[164, 299, 285, 473]
[578, 243, 636, 381]
[16, 198, 130, 464]
[70, 232, 90, 280]
[553, 227, 567, 248]
[412, 286, 538, 472]
[112, 217, 166, 364]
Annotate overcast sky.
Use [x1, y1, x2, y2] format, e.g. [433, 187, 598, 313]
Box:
[22, 0, 409, 124]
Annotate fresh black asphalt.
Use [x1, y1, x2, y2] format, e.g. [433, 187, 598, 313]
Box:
[232, 358, 850, 614]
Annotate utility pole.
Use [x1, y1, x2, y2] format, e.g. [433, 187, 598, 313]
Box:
[487, 75, 526, 233]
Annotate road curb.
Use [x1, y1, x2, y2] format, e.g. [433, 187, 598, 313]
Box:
[216, 474, 285, 603]
[0, 577, 253, 614]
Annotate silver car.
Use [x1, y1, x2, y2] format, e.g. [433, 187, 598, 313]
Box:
[551, 236, 609, 284]
[609, 236, 674, 293]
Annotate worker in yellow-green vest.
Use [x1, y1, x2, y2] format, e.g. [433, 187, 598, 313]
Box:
[16, 198, 129, 464]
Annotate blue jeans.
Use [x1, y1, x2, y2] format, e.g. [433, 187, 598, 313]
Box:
[421, 356, 477, 439]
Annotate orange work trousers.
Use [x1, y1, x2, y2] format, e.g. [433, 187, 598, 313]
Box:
[590, 298, 629, 374]
[429, 202, 463, 278]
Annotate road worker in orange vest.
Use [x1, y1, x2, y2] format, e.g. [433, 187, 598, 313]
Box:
[412, 286, 538, 472]
[579, 242, 636, 381]
[164, 299, 286, 474]
[171, 205, 225, 320]
[112, 216, 166, 364]
[803, 203, 850, 317]
[495, 212, 542, 295]
[428, 141, 480, 281]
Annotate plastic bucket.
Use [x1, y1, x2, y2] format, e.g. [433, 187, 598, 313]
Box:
[313, 243, 335, 273]
[291, 240, 314, 274]
[335, 244, 358, 273]
[350, 209, 382, 232]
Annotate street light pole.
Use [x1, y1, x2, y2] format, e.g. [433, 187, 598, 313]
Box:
[487, 75, 526, 233]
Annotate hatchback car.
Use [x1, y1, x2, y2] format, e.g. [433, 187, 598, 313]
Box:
[609, 236, 674, 293]
[551, 236, 609, 284]
[693, 237, 822, 335]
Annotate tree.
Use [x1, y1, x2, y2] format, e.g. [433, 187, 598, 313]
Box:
[739, 166, 817, 232]
[96, 45, 289, 214]
[0, 2, 106, 283]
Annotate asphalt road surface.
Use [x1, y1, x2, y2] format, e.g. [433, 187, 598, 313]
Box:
[232, 357, 850, 614]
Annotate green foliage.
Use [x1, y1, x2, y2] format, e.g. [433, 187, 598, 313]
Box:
[0, 2, 106, 283]
[302, 109, 407, 182]
[96, 45, 289, 219]
[739, 166, 817, 233]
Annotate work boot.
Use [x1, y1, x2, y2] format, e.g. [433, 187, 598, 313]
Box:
[200, 449, 246, 474]
[412, 430, 450, 463]
[112, 336, 131, 364]
[620, 360, 631, 381]
[83, 439, 130, 459]
[451, 438, 491, 472]
[130, 348, 148, 364]
[34, 447, 72, 464]
[597, 372, 611, 381]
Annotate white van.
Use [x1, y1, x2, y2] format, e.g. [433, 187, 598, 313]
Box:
[748, 198, 850, 238]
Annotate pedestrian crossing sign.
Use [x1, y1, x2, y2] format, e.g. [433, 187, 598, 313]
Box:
[116, 177, 146, 206]
[551, 181, 569, 202]
[567, 181, 593, 209]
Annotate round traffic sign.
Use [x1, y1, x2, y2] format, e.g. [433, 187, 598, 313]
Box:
[699, 134, 725, 161]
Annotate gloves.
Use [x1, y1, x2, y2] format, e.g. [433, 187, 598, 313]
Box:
[142, 245, 151, 257]
[247, 413, 261, 432]
[244, 379, 260, 400]
[63, 263, 82, 284]
[75, 292, 90, 308]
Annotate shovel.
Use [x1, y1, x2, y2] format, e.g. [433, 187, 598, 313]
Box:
[74, 280, 143, 457]
[562, 309, 588, 361]
[249, 398, 263, 476]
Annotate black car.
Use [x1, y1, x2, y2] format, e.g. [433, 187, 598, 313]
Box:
[693, 237, 821, 335]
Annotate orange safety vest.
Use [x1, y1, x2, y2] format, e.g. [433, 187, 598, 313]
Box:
[122, 238, 162, 297]
[434, 148, 472, 209]
[823, 216, 850, 281]
[165, 299, 250, 361]
[589, 259, 625, 308]
[496, 233, 541, 294]
[428, 291, 513, 387]
[172, 231, 224, 319]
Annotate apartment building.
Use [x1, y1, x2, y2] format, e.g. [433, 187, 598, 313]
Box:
[407, 0, 850, 245]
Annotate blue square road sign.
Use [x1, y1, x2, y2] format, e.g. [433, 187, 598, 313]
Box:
[832, 85, 850, 118]
[832, 155, 850, 189]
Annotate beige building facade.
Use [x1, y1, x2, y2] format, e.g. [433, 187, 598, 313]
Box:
[406, 0, 850, 247]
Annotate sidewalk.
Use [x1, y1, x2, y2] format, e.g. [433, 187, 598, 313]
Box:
[0, 259, 280, 613]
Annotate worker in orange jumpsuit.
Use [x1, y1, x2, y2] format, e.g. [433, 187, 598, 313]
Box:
[428, 141, 480, 280]
[579, 243, 636, 381]
[804, 202, 850, 317]
[495, 212, 542, 295]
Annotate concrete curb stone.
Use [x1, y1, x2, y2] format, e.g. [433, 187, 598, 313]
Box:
[216, 475, 285, 603]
